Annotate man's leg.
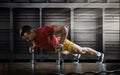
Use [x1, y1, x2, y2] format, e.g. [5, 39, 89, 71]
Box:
[62, 38, 104, 63]
[72, 44, 104, 63]
[62, 51, 81, 64]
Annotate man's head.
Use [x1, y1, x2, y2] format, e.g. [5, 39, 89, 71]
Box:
[20, 25, 36, 42]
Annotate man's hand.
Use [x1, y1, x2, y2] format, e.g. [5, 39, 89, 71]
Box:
[29, 46, 34, 53]
[55, 44, 63, 52]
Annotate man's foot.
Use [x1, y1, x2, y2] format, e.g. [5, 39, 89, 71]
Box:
[73, 54, 81, 64]
[97, 53, 104, 63]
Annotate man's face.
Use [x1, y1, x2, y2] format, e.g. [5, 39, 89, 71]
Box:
[22, 31, 34, 42]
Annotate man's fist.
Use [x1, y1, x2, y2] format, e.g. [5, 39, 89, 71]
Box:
[29, 46, 34, 53]
[55, 44, 63, 52]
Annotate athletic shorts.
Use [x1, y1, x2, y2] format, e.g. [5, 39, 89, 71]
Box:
[57, 37, 74, 53]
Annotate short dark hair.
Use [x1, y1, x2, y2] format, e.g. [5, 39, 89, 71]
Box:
[20, 25, 32, 36]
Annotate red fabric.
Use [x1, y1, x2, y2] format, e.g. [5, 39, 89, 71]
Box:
[32, 26, 59, 51]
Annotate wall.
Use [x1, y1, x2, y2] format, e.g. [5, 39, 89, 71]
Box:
[0, 0, 119, 62]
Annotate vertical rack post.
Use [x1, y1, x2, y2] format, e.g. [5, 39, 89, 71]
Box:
[56, 47, 64, 75]
[31, 49, 35, 75]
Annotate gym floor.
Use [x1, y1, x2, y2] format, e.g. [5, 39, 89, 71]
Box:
[0, 62, 120, 75]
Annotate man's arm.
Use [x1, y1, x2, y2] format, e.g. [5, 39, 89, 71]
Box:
[53, 25, 68, 44]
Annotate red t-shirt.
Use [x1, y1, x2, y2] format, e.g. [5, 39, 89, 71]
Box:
[32, 26, 59, 51]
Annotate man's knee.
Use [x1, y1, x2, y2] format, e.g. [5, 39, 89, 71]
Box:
[81, 47, 89, 54]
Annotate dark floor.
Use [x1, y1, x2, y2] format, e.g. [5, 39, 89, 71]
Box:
[0, 62, 120, 75]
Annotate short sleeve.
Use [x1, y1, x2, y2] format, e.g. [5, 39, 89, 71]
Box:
[43, 25, 54, 35]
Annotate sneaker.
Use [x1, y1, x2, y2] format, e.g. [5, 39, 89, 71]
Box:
[97, 53, 104, 63]
[73, 54, 81, 64]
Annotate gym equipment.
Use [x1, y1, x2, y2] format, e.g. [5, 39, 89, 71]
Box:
[31, 49, 35, 75]
[56, 46, 64, 75]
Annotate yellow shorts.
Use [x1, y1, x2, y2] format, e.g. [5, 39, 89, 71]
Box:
[57, 37, 74, 53]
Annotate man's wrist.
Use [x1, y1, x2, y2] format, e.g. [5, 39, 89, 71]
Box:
[59, 43, 63, 47]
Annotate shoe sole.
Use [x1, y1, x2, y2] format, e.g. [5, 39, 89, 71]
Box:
[101, 53, 104, 63]
[73, 54, 81, 64]
[97, 53, 104, 64]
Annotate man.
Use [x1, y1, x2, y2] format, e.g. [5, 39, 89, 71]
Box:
[19, 25, 104, 63]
